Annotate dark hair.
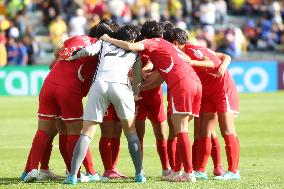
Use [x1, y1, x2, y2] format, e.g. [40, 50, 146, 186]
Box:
[88, 18, 120, 38]
[160, 21, 175, 43]
[172, 28, 188, 45]
[140, 21, 163, 39]
[114, 24, 140, 42]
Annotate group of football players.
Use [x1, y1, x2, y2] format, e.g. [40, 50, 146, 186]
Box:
[20, 18, 240, 185]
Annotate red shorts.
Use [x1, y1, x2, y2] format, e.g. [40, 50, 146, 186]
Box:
[201, 80, 239, 114]
[103, 104, 120, 122]
[38, 81, 83, 120]
[135, 96, 166, 123]
[168, 78, 202, 117]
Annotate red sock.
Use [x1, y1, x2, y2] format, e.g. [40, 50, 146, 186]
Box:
[59, 135, 69, 170]
[24, 150, 32, 172]
[211, 137, 222, 168]
[156, 139, 169, 170]
[224, 134, 238, 173]
[176, 132, 192, 173]
[83, 147, 96, 175]
[167, 139, 177, 170]
[29, 130, 49, 170]
[67, 135, 80, 172]
[173, 140, 183, 172]
[236, 136, 240, 170]
[192, 139, 199, 170]
[111, 137, 120, 168]
[40, 138, 53, 170]
[99, 137, 113, 171]
[196, 137, 211, 172]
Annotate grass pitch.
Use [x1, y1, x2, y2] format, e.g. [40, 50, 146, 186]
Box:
[0, 92, 284, 189]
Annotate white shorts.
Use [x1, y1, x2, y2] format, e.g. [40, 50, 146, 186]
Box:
[83, 80, 135, 122]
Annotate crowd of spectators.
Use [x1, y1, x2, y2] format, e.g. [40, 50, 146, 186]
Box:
[0, 0, 284, 66]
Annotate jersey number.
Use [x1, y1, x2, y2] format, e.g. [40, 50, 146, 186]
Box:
[104, 45, 130, 58]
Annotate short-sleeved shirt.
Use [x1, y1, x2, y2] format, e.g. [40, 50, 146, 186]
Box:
[184, 42, 232, 97]
[45, 35, 98, 96]
[141, 38, 199, 90]
[84, 40, 138, 84]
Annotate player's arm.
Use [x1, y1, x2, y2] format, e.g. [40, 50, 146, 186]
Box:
[216, 52, 231, 77]
[190, 56, 215, 68]
[140, 70, 163, 91]
[132, 56, 143, 101]
[177, 48, 214, 68]
[67, 40, 102, 61]
[50, 43, 64, 69]
[141, 60, 154, 80]
[100, 34, 145, 51]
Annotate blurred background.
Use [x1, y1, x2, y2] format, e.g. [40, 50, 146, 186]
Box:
[0, 0, 284, 96]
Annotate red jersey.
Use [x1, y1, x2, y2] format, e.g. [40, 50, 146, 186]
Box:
[139, 52, 163, 102]
[45, 35, 98, 97]
[141, 38, 199, 90]
[184, 42, 233, 97]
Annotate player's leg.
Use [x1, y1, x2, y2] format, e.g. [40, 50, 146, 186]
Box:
[23, 119, 57, 182]
[146, 93, 170, 175]
[38, 123, 60, 180]
[166, 79, 201, 182]
[135, 104, 147, 155]
[192, 117, 201, 171]
[211, 129, 225, 176]
[23, 81, 59, 182]
[214, 112, 240, 180]
[100, 104, 124, 179]
[170, 114, 195, 182]
[195, 112, 217, 180]
[167, 110, 178, 172]
[110, 83, 145, 182]
[56, 119, 69, 173]
[100, 120, 115, 175]
[151, 120, 170, 175]
[214, 84, 240, 180]
[64, 80, 108, 184]
[111, 120, 124, 176]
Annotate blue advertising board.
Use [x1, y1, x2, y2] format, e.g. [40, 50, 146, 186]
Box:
[228, 61, 278, 92]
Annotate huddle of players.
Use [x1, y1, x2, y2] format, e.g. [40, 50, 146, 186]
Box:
[20, 18, 240, 184]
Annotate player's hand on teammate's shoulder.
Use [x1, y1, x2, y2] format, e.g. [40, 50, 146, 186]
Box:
[216, 63, 227, 77]
[100, 34, 110, 42]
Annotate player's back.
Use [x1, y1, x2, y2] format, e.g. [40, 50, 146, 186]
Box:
[184, 42, 234, 95]
[142, 38, 199, 89]
[95, 41, 138, 85]
[45, 35, 98, 94]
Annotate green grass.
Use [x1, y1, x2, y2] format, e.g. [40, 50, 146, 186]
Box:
[0, 92, 284, 189]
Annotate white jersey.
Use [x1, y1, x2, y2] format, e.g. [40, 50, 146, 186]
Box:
[84, 40, 138, 84]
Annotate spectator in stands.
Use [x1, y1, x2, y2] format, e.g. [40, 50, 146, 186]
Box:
[150, 0, 160, 21]
[218, 28, 238, 58]
[243, 19, 258, 51]
[49, 15, 67, 46]
[14, 10, 27, 37]
[16, 38, 28, 66]
[215, 0, 227, 24]
[7, 20, 20, 39]
[0, 31, 7, 66]
[167, 0, 182, 23]
[107, 0, 126, 24]
[6, 37, 18, 65]
[23, 35, 37, 65]
[69, 8, 87, 37]
[199, 0, 216, 27]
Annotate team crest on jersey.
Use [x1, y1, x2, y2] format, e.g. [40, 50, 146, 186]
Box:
[191, 48, 203, 59]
